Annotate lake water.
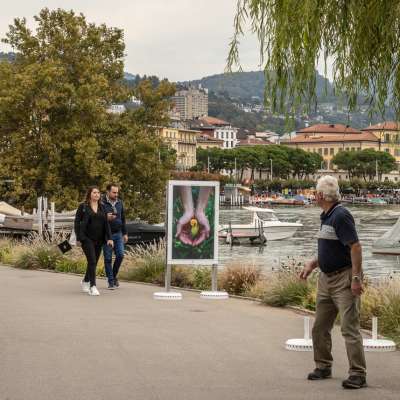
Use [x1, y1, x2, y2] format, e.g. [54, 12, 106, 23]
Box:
[219, 205, 400, 278]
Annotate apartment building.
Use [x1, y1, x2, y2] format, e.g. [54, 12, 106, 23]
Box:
[172, 86, 208, 120]
[362, 121, 400, 161]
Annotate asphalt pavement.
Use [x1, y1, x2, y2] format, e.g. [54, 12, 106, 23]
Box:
[0, 265, 399, 400]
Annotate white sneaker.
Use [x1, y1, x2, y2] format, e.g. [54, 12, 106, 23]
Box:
[88, 286, 100, 296]
[81, 280, 90, 293]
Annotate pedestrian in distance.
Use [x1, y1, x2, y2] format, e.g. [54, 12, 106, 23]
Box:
[74, 186, 113, 296]
[300, 175, 367, 389]
[102, 184, 128, 289]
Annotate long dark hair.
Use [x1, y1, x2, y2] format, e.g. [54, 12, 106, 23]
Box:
[84, 186, 101, 205]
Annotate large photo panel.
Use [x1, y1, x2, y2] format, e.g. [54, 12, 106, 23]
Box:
[167, 180, 219, 265]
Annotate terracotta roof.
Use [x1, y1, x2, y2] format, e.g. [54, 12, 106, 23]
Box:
[362, 121, 400, 132]
[238, 138, 272, 146]
[297, 124, 361, 134]
[282, 132, 379, 144]
[199, 116, 230, 126]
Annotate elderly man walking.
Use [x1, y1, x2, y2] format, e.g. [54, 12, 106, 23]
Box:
[300, 175, 367, 389]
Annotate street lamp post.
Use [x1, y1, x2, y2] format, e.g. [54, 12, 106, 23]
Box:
[376, 159, 379, 181]
[270, 159, 273, 180]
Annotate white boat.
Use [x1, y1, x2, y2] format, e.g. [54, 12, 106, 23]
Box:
[219, 206, 303, 242]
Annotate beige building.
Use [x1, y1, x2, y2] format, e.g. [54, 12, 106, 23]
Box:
[158, 127, 198, 169]
[282, 132, 379, 170]
[172, 86, 208, 120]
[362, 121, 400, 161]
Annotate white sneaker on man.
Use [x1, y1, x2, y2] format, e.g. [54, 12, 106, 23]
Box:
[88, 286, 100, 296]
[81, 280, 90, 293]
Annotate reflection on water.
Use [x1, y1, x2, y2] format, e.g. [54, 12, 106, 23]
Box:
[219, 205, 400, 277]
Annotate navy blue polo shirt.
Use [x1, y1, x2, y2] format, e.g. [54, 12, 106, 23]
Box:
[317, 203, 358, 273]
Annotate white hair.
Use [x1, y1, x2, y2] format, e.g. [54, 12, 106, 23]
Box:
[316, 175, 341, 202]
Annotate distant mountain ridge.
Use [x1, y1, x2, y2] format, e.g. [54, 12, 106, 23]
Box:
[183, 70, 336, 103]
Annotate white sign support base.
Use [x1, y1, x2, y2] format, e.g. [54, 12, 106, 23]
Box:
[200, 264, 228, 300]
[363, 317, 396, 352]
[285, 316, 313, 351]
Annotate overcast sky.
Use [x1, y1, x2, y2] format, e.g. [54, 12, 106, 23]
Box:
[0, 1, 330, 82]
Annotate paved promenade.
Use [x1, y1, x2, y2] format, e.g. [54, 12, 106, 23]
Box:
[0, 265, 399, 400]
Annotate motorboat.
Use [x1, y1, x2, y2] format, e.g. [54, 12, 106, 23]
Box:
[125, 221, 165, 246]
[218, 206, 303, 242]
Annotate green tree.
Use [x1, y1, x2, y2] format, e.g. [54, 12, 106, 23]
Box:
[0, 8, 176, 220]
[331, 151, 358, 179]
[0, 8, 127, 209]
[228, 1, 400, 117]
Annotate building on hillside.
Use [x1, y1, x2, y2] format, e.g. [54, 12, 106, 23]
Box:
[199, 116, 238, 149]
[157, 127, 198, 169]
[107, 104, 126, 114]
[172, 86, 208, 120]
[237, 137, 273, 147]
[362, 122, 400, 161]
[196, 135, 224, 149]
[254, 131, 280, 143]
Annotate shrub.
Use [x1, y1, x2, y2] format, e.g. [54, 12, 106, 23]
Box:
[219, 263, 262, 295]
[14, 245, 62, 270]
[192, 267, 212, 290]
[55, 258, 87, 275]
[0, 238, 12, 263]
[261, 266, 316, 307]
[171, 266, 194, 288]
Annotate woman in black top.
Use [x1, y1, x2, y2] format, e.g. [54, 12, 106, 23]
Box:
[74, 186, 113, 296]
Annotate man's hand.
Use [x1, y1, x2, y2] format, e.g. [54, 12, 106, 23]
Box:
[299, 260, 316, 280]
[107, 212, 116, 221]
[107, 240, 114, 248]
[351, 280, 364, 296]
[123, 234, 128, 244]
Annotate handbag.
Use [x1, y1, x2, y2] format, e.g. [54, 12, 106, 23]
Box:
[57, 240, 72, 254]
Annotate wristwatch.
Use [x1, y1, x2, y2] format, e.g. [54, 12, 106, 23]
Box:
[352, 275, 361, 282]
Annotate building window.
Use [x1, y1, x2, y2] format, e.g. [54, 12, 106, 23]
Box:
[385, 133, 391, 142]
[324, 148, 328, 155]
[318, 148, 323, 155]
[330, 148, 334, 155]
[385, 148, 390, 153]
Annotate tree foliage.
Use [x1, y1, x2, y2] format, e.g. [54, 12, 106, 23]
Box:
[0, 8, 175, 221]
[331, 149, 397, 181]
[228, 1, 400, 117]
[195, 145, 322, 181]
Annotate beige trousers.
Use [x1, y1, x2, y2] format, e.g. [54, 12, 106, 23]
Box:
[312, 268, 366, 377]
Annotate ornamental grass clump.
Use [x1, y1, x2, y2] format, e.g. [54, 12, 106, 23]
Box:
[262, 264, 317, 308]
[121, 240, 166, 284]
[218, 263, 262, 296]
[0, 238, 13, 263]
[361, 276, 400, 345]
